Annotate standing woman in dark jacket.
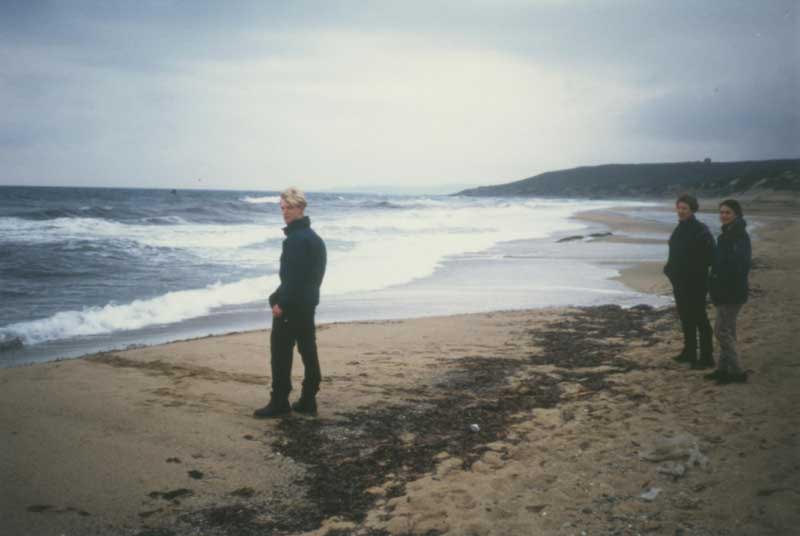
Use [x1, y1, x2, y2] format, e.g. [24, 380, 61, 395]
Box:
[664, 194, 716, 368]
[705, 199, 751, 384]
[254, 187, 327, 418]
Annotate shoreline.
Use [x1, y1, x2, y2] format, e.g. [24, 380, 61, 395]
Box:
[3, 200, 797, 535]
[2, 203, 671, 368]
[573, 206, 676, 297]
[2, 200, 770, 373]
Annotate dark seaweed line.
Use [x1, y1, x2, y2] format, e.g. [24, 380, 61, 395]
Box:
[161, 304, 670, 536]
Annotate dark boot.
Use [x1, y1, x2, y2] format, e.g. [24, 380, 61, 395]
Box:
[253, 395, 291, 418]
[716, 371, 748, 384]
[291, 392, 318, 416]
[703, 369, 727, 381]
[672, 352, 693, 363]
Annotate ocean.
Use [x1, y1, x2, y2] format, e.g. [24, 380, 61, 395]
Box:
[0, 186, 671, 366]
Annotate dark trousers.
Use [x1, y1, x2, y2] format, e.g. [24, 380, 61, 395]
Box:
[672, 281, 713, 360]
[270, 307, 321, 399]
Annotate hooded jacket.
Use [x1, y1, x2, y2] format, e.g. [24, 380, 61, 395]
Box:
[664, 215, 715, 286]
[709, 217, 751, 305]
[269, 216, 326, 310]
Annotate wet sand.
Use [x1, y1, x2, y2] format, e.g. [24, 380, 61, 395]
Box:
[2, 200, 798, 536]
[573, 206, 675, 297]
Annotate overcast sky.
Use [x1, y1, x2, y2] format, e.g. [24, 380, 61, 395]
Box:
[1, 0, 798, 192]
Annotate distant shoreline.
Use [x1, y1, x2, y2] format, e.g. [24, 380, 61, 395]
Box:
[456, 158, 800, 198]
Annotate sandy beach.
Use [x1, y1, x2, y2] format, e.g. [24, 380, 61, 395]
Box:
[2, 201, 799, 536]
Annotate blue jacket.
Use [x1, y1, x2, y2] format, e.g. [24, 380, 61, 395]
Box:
[269, 217, 326, 310]
[709, 218, 751, 305]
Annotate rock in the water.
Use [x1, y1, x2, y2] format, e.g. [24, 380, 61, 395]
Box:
[557, 235, 584, 243]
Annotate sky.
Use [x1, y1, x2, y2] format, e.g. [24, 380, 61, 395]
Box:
[1, 0, 798, 192]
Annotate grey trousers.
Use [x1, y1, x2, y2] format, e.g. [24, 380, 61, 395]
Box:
[714, 304, 743, 374]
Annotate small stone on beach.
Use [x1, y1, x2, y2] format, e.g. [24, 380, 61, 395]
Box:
[657, 461, 686, 479]
[230, 487, 256, 498]
[640, 487, 662, 501]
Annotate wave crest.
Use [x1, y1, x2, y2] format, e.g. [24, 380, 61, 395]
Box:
[0, 275, 278, 346]
[242, 195, 281, 204]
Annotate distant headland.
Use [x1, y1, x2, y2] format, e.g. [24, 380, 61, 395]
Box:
[455, 159, 800, 198]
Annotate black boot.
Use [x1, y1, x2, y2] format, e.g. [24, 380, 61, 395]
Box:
[291, 392, 317, 416]
[253, 396, 291, 418]
[672, 352, 693, 363]
[703, 369, 727, 381]
[717, 371, 748, 384]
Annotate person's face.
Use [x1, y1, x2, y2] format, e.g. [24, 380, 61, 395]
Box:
[719, 205, 737, 226]
[280, 199, 304, 224]
[676, 202, 693, 221]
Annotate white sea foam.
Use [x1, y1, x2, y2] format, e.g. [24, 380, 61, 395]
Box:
[0, 217, 283, 258]
[242, 195, 281, 204]
[1, 196, 660, 347]
[390, 197, 447, 207]
[1, 275, 279, 345]
[316, 199, 601, 294]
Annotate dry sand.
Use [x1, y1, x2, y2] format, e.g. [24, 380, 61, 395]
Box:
[2, 201, 798, 536]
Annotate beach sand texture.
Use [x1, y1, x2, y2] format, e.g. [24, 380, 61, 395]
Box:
[2, 204, 798, 535]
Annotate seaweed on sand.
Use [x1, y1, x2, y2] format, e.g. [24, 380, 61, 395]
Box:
[164, 305, 670, 535]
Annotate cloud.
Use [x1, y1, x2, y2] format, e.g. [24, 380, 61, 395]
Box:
[0, 0, 797, 189]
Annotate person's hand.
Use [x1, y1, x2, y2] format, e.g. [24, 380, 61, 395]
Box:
[272, 304, 283, 318]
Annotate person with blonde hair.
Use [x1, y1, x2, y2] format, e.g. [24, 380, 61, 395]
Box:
[254, 187, 327, 418]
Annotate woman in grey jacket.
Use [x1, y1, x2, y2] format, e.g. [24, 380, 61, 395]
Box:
[705, 199, 751, 384]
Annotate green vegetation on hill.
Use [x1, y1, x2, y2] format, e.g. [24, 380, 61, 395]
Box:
[456, 159, 800, 198]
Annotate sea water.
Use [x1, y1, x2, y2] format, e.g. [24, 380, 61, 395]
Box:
[0, 186, 669, 366]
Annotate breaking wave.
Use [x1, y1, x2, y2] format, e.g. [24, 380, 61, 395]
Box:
[1, 275, 278, 346]
[242, 195, 281, 204]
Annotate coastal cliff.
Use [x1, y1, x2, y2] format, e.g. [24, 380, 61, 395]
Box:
[456, 159, 800, 198]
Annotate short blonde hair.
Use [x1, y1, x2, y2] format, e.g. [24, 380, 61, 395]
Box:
[280, 187, 307, 209]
